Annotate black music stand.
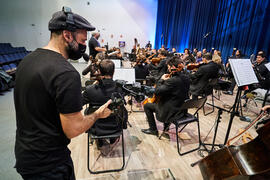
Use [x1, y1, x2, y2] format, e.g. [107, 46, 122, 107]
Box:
[223, 59, 259, 145]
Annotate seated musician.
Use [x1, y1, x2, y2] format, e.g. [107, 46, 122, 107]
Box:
[82, 59, 128, 147]
[254, 51, 270, 89]
[181, 48, 196, 64]
[189, 53, 220, 99]
[196, 51, 203, 63]
[141, 56, 190, 136]
[108, 48, 123, 60]
[82, 52, 105, 81]
[134, 56, 149, 80]
[145, 57, 161, 85]
[154, 50, 169, 79]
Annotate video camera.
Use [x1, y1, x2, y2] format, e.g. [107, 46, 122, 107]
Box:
[85, 92, 126, 116]
[115, 80, 155, 103]
[85, 80, 155, 117]
[108, 92, 126, 114]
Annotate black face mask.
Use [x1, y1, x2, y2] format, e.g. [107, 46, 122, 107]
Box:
[67, 40, 86, 60]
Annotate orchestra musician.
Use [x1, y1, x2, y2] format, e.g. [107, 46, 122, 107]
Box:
[154, 50, 169, 79]
[189, 53, 220, 99]
[82, 52, 105, 81]
[134, 56, 149, 80]
[254, 51, 270, 89]
[82, 59, 128, 148]
[141, 56, 190, 136]
[181, 48, 196, 64]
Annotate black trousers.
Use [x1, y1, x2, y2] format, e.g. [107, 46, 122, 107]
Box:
[228, 78, 236, 92]
[20, 158, 75, 180]
[144, 103, 169, 131]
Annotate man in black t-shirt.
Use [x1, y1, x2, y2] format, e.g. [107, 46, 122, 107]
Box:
[88, 32, 106, 59]
[14, 7, 111, 180]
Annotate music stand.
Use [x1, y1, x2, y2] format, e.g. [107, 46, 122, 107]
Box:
[223, 59, 258, 145]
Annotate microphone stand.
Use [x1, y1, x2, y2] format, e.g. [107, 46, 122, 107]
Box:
[199, 104, 230, 156]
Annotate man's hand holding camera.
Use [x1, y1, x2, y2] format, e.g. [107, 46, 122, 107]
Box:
[94, 99, 112, 119]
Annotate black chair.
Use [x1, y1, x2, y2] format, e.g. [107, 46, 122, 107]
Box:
[212, 79, 231, 100]
[87, 130, 125, 174]
[160, 97, 207, 156]
[86, 111, 125, 174]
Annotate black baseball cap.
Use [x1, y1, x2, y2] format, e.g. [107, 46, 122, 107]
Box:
[48, 7, 95, 31]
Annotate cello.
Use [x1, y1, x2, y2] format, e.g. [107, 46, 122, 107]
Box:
[198, 112, 270, 180]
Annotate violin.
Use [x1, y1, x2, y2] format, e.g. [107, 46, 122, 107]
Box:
[146, 53, 157, 60]
[170, 63, 185, 75]
[151, 57, 161, 64]
[186, 61, 207, 70]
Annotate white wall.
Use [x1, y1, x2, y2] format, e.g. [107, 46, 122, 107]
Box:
[0, 0, 157, 53]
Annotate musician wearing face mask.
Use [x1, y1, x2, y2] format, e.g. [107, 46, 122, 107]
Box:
[141, 57, 190, 136]
[13, 8, 112, 179]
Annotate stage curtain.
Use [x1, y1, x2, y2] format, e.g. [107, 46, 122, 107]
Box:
[155, 0, 270, 62]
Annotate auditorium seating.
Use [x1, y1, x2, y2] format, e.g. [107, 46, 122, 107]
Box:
[0, 43, 30, 75]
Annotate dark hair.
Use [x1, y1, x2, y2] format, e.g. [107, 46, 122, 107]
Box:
[50, 30, 63, 39]
[99, 59, 115, 76]
[203, 53, 212, 60]
[160, 50, 168, 56]
[184, 48, 190, 54]
[257, 53, 266, 58]
[257, 51, 266, 58]
[166, 56, 183, 67]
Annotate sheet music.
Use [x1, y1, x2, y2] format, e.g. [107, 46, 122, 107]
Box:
[229, 59, 258, 87]
[111, 59, 121, 68]
[113, 68, 135, 84]
[265, 62, 270, 71]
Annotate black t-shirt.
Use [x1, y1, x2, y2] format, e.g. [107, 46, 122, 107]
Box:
[88, 36, 100, 58]
[14, 48, 82, 175]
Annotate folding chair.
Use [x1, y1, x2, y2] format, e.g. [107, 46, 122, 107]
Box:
[86, 110, 125, 174]
[87, 130, 125, 174]
[160, 97, 207, 156]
